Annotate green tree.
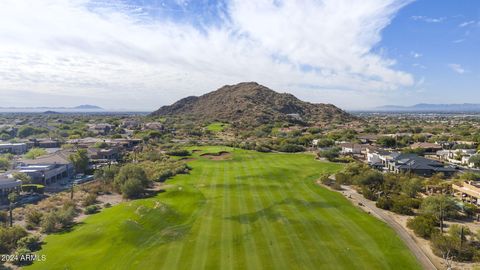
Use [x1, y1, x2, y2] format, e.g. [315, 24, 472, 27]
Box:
[317, 147, 340, 161]
[69, 149, 90, 173]
[402, 178, 423, 198]
[13, 172, 32, 184]
[407, 215, 438, 239]
[462, 203, 478, 219]
[377, 136, 397, 148]
[17, 126, 35, 138]
[0, 157, 10, 171]
[114, 164, 150, 199]
[469, 155, 480, 168]
[24, 148, 47, 159]
[421, 195, 459, 232]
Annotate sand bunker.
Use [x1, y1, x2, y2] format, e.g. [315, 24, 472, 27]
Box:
[200, 151, 232, 160]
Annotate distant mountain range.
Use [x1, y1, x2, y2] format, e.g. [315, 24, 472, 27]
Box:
[375, 103, 480, 112]
[0, 104, 103, 111]
[151, 82, 355, 126]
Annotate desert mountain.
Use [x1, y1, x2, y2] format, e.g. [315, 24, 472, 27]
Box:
[151, 82, 354, 126]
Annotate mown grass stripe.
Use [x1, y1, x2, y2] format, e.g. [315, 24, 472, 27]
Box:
[160, 163, 212, 269]
[238, 156, 288, 270]
[220, 160, 234, 270]
[233, 154, 266, 270]
[249, 155, 328, 269]
[189, 161, 222, 270]
[265, 155, 358, 268]
[279, 155, 391, 269]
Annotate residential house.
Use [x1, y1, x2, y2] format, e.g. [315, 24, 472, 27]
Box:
[87, 147, 120, 161]
[122, 120, 141, 130]
[339, 143, 368, 155]
[387, 153, 456, 177]
[87, 123, 113, 135]
[143, 122, 164, 131]
[16, 150, 75, 185]
[436, 149, 477, 167]
[0, 143, 28, 155]
[34, 138, 61, 148]
[410, 142, 442, 155]
[357, 134, 379, 144]
[366, 147, 396, 168]
[0, 173, 21, 200]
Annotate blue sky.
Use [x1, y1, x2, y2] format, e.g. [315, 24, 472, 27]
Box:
[0, 0, 478, 110]
[378, 0, 480, 105]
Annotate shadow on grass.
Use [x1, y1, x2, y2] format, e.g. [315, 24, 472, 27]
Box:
[141, 189, 166, 199]
[226, 198, 337, 224]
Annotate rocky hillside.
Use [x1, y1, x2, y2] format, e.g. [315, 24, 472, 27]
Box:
[151, 82, 354, 126]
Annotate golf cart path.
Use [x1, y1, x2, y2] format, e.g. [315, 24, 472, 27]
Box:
[339, 184, 438, 270]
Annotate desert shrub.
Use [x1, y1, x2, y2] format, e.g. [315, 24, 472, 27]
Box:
[407, 215, 439, 239]
[0, 211, 7, 226]
[166, 149, 191, 156]
[320, 175, 334, 186]
[0, 226, 28, 253]
[431, 231, 476, 262]
[317, 148, 340, 161]
[255, 145, 271, 152]
[17, 234, 41, 251]
[40, 205, 76, 233]
[25, 207, 43, 229]
[391, 196, 414, 215]
[335, 172, 352, 185]
[277, 143, 305, 153]
[57, 205, 76, 227]
[376, 196, 393, 210]
[85, 205, 99, 215]
[121, 178, 145, 199]
[361, 187, 377, 201]
[114, 164, 150, 198]
[12, 247, 33, 266]
[82, 193, 97, 207]
[40, 212, 57, 233]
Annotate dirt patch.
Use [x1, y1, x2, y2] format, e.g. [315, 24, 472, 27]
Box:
[200, 151, 232, 160]
[191, 149, 201, 153]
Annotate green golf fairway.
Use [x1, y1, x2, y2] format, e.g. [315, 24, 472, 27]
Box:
[27, 146, 421, 270]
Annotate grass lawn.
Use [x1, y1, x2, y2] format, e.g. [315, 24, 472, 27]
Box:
[206, 122, 229, 132]
[27, 147, 421, 270]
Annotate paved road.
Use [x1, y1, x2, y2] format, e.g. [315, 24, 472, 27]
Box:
[340, 185, 438, 270]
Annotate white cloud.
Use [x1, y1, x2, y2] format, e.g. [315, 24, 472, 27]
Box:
[459, 20, 476, 27]
[411, 15, 445, 23]
[448, 63, 466, 74]
[0, 0, 415, 110]
[410, 51, 422, 58]
[412, 63, 426, 69]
